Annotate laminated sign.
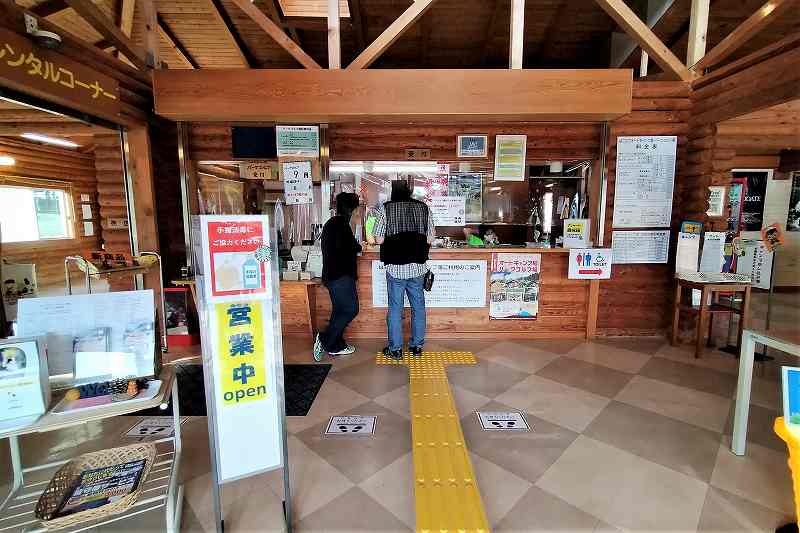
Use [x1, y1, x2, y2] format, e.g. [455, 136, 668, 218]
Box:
[196, 215, 284, 483]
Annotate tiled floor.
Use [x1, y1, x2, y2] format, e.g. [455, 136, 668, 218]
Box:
[1, 292, 796, 532]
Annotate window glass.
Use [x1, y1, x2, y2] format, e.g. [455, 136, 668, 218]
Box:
[0, 186, 73, 243]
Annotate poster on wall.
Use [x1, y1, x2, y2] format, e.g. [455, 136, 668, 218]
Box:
[195, 215, 285, 483]
[372, 260, 486, 308]
[430, 196, 466, 226]
[281, 161, 313, 205]
[426, 175, 449, 201]
[736, 240, 773, 290]
[568, 249, 612, 280]
[611, 230, 670, 264]
[612, 136, 677, 228]
[727, 179, 745, 239]
[489, 253, 540, 319]
[494, 135, 527, 181]
[787, 173, 800, 232]
[735, 170, 769, 231]
[457, 135, 488, 158]
[275, 125, 319, 157]
[707, 186, 726, 218]
[448, 174, 483, 222]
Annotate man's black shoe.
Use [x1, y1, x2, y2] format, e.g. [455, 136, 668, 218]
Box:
[383, 346, 403, 360]
[409, 346, 423, 357]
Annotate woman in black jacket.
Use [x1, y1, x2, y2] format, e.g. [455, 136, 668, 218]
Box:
[314, 192, 362, 360]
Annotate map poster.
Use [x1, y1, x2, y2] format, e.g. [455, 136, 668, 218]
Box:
[489, 253, 540, 319]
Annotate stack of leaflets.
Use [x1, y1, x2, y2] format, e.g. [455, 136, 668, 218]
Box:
[53, 459, 147, 518]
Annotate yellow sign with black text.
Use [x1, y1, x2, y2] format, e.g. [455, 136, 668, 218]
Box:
[215, 300, 268, 406]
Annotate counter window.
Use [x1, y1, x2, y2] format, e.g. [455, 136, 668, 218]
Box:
[330, 160, 593, 248]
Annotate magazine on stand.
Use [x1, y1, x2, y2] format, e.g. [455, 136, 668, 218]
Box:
[53, 459, 147, 518]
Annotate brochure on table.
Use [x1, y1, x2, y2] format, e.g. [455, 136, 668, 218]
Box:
[0, 336, 50, 430]
[735, 240, 773, 290]
[195, 215, 286, 483]
[17, 291, 156, 385]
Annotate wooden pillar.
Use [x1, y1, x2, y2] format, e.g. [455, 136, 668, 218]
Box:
[686, 0, 710, 66]
[509, 0, 524, 69]
[140, 0, 159, 67]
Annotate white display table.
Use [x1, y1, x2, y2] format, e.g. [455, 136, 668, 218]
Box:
[0, 367, 183, 532]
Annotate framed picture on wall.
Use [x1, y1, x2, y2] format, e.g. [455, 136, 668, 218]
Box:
[457, 135, 488, 158]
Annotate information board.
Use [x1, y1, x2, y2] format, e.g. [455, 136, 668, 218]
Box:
[371, 260, 486, 308]
[494, 135, 527, 181]
[736, 240, 773, 290]
[282, 161, 313, 205]
[612, 136, 677, 228]
[196, 215, 284, 483]
[275, 125, 319, 157]
[430, 196, 466, 226]
[611, 230, 670, 264]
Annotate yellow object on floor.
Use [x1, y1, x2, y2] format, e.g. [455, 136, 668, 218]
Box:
[377, 351, 490, 533]
[775, 417, 800, 522]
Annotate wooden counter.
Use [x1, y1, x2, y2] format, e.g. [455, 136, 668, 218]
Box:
[311, 246, 596, 340]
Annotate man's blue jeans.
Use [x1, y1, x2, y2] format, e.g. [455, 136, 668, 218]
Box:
[386, 273, 426, 351]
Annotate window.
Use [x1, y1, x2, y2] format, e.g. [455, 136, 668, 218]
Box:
[0, 185, 73, 243]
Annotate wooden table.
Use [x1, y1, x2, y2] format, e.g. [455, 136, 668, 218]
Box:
[280, 279, 321, 337]
[732, 328, 800, 456]
[670, 279, 751, 359]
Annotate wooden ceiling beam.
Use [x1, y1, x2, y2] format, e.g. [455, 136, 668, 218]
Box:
[347, 0, 365, 53]
[30, 0, 68, 17]
[64, 0, 149, 69]
[594, 0, 691, 81]
[693, 0, 798, 72]
[348, 0, 439, 69]
[686, 0, 710, 66]
[206, 0, 254, 68]
[480, 0, 501, 66]
[263, 0, 302, 45]
[229, 0, 321, 68]
[157, 14, 198, 69]
[0, 123, 101, 136]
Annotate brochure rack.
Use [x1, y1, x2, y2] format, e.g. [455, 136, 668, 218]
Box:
[0, 366, 182, 532]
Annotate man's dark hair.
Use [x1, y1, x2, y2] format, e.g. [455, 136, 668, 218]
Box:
[336, 192, 360, 217]
[390, 179, 412, 202]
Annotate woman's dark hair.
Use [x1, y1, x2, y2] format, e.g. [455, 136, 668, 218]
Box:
[336, 192, 360, 217]
[390, 179, 412, 201]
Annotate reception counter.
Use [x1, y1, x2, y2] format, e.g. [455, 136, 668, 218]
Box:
[310, 246, 598, 340]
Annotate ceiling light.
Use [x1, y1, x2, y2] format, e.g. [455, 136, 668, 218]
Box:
[21, 133, 79, 148]
[0, 156, 15, 166]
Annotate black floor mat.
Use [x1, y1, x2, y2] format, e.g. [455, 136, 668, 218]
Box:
[129, 363, 330, 417]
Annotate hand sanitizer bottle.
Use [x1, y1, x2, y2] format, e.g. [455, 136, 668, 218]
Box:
[242, 256, 261, 290]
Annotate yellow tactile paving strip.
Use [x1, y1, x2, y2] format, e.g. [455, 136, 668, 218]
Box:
[377, 351, 490, 533]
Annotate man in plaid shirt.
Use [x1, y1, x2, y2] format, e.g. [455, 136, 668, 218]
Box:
[373, 180, 436, 359]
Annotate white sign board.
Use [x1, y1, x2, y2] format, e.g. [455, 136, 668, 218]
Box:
[676, 232, 700, 273]
[325, 415, 377, 436]
[282, 161, 313, 205]
[371, 260, 487, 308]
[699, 232, 726, 273]
[736, 240, 773, 290]
[430, 196, 466, 226]
[477, 412, 530, 431]
[0, 337, 49, 428]
[568, 249, 612, 279]
[494, 135, 527, 181]
[612, 136, 677, 228]
[611, 230, 670, 264]
[563, 218, 590, 248]
[196, 215, 284, 483]
[240, 162, 272, 180]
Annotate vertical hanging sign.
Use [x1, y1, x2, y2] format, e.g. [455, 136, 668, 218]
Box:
[196, 215, 285, 483]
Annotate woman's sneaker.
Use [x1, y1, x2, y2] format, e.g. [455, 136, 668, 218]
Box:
[313, 333, 323, 362]
[329, 345, 356, 356]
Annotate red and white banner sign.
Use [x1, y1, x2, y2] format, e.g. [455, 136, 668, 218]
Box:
[207, 220, 268, 297]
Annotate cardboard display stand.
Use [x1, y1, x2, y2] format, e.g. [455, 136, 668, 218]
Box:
[193, 213, 291, 532]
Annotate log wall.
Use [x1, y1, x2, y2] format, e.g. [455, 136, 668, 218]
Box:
[93, 133, 132, 254]
[1, 139, 100, 289]
[598, 81, 692, 335]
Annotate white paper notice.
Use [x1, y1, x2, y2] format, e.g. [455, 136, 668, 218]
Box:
[81, 204, 92, 220]
[707, 186, 726, 217]
[611, 230, 670, 264]
[612, 136, 677, 228]
[699, 232, 726, 273]
[676, 232, 700, 273]
[372, 260, 486, 308]
[282, 161, 313, 205]
[736, 240, 773, 290]
[430, 196, 466, 226]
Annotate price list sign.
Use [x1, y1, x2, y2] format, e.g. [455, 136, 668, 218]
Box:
[612, 136, 677, 228]
[281, 161, 313, 205]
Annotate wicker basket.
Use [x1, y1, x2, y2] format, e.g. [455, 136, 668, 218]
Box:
[34, 443, 157, 530]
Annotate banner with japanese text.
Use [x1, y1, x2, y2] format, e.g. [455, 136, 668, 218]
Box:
[489, 253, 541, 319]
[196, 215, 284, 483]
